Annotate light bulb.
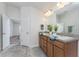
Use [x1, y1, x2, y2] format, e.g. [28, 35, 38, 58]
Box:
[57, 2, 70, 9]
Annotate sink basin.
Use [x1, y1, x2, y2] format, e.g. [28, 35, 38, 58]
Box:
[57, 35, 74, 39]
[43, 33, 49, 36]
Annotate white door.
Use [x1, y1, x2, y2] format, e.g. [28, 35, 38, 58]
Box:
[20, 7, 31, 47]
[0, 15, 3, 51]
[20, 17, 31, 46]
[3, 15, 10, 49]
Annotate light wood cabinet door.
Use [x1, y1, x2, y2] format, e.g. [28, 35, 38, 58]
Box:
[54, 46, 64, 57]
[47, 40, 54, 57]
[47, 40, 53, 57]
[39, 38, 42, 48]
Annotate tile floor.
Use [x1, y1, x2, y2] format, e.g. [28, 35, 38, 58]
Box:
[0, 44, 46, 57]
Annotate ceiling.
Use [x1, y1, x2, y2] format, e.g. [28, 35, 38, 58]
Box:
[4, 2, 79, 23]
[5, 2, 57, 13]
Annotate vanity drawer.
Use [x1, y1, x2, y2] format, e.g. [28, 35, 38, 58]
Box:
[43, 43, 47, 47]
[40, 36, 43, 39]
[43, 40, 47, 44]
[43, 36, 48, 41]
[54, 41, 64, 49]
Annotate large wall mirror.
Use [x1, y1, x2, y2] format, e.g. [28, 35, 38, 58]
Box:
[56, 3, 79, 37]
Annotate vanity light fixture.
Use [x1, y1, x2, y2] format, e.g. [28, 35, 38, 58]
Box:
[57, 2, 70, 9]
[44, 10, 54, 17]
[44, 10, 52, 16]
[44, 2, 70, 17]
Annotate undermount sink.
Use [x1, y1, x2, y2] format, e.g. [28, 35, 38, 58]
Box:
[49, 35, 75, 42]
[57, 35, 74, 39]
[43, 33, 49, 36]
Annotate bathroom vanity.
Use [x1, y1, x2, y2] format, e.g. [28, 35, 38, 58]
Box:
[39, 34, 78, 57]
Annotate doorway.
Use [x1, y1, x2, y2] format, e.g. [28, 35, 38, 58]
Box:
[10, 20, 20, 45]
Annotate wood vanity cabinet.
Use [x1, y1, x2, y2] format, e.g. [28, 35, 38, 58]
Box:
[54, 45, 64, 57]
[39, 35, 48, 54]
[53, 40, 64, 57]
[47, 40, 53, 57]
[39, 36, 43, 48]
[39, 35, 78, 57]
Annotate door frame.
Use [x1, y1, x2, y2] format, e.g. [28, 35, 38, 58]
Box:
[0, 15, 3, 51]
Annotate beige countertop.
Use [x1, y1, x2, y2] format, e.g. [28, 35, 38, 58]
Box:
[42, 33, 78, 43]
